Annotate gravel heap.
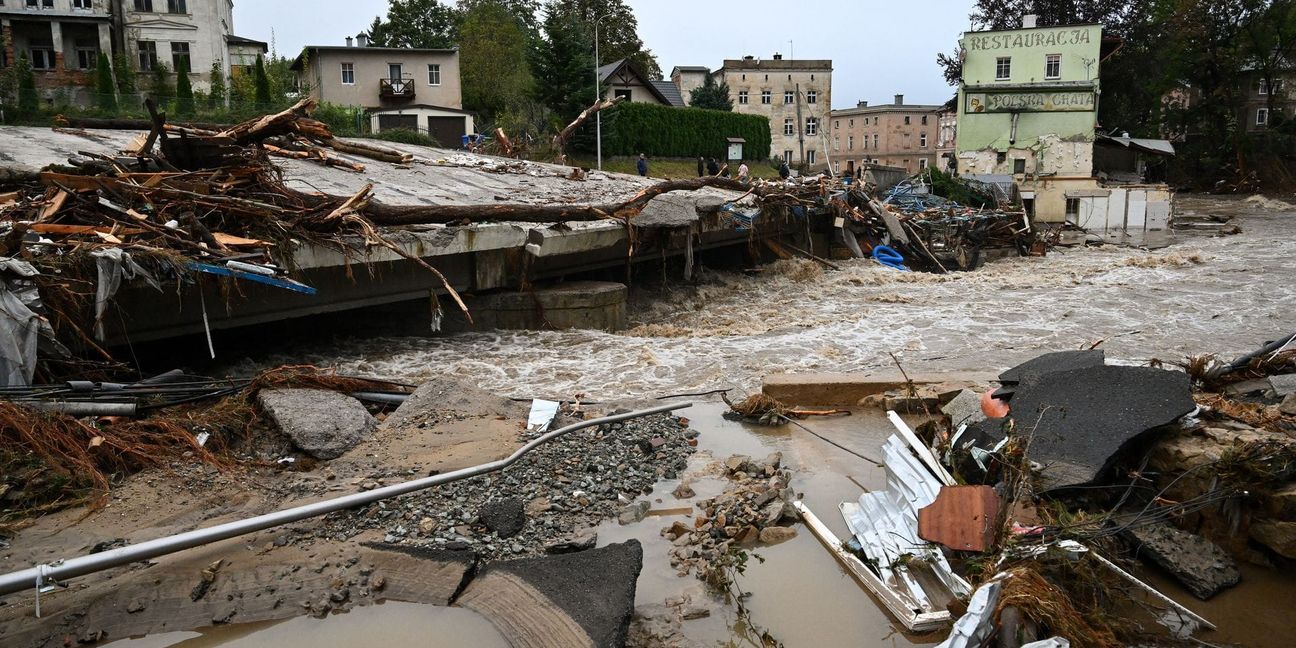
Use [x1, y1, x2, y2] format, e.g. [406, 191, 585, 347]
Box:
[318, 413, 698, 561]
[664, 452, 798, 581]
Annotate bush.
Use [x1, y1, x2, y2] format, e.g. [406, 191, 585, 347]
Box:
[16, 55, 38, 113]
[95, 53, 117, 112]
[364, 128, 437, 147]
[314, 102, 366, 136]
[576, 102, 770, 160]
[175, 60, 194, 115]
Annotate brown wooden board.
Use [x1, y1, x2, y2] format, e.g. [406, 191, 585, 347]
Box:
[917, 485, 1000, 553]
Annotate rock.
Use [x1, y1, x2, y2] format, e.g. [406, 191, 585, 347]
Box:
[1266, 482, 1296, 520]
[759, 526, 798, 545]
[526, 497, 553, 515]
[257, 389, 376, 460]
[680, 606, 711, 620]
[1122, 522, 1239, 600]
[724, 455, 751, 474]
[479, 499, 526, 539]
[664, 521, 692, 540]
[737, 525, 760, 546]
[942, 389, 988, 428]
[1281, 393, 1296, 416]
[418, 518, 437, 535]
[618, 500, 650, 525]
[672, 482, 695, 500]
[546, 527, 598, 554]
[761, 452, 783, 472]
[125, 598, 146, 614]
[1250, 520, 1296, 559]
[1223, 378, 1274, 397]
[1271, 374, 1296, 397]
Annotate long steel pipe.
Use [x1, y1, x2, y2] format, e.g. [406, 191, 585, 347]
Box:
[0, 402, 691, 598]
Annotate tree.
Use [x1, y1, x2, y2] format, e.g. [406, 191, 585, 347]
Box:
[173, 58, 193, 114]
[548, 0, 661, 79]
[689, 73, 733, 111]
[151, 62, 173, 103]
[253, 54, 272, 107]
[113, 53, 137, 95]
[17, 55, 38, 113]
[366, 0, 459, 49]
[459, 0, 535, 120]
[207, 59, 227, 109]
[533, 5, 595, 121]
[95, 53, 117, 112]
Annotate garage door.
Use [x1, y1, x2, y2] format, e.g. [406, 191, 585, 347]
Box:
[377, 114, 418, 132]
[427, 116, 466, 147]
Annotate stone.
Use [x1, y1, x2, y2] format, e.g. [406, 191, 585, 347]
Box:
[526, 497, 553, 515]
[1271, 374, 1296, 397]
[724, 455, 751, 474]
[125, 598, 145, 614]
[546, 527, 598, 554]
[672, 482, 695, 500]
[479, 498, 526, 539]
[737, 525, 760, 546]
[1281, 393, 1296, 416]
[618, 500, 650, 525]
[759, 526, 798, 545]
[664, 521, 692, 539]
[1250, 520, 1296, 559]
[1223, 378, 1275, 397]
[1121, 522, 1239, 600]
[942, 389, 988, 428]
[418, 518, 437, 535]
[257, 389, 376, 460]
[680, 606, 711, 620]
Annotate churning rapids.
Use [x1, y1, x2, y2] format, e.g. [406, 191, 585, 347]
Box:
[236, 195, 1295, 399]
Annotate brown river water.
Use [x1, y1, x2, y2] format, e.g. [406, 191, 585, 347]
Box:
[178, 195, 1294, 647]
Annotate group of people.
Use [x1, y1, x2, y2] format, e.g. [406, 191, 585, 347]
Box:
[631, 153, 787, 184]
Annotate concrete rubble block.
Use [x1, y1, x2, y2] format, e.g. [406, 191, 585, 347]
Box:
[942, 388, 988, 428]
[457, 540, 644, 648]
[257, 388, 376, 460]
[618, 500, 650, 525]
[479, 498, 526, 539]
[1249, 520, 1296, 560]
[762, 371, 998, 408]
[1008, 365, 1196, 492]
[1121, 522, 1240, 600]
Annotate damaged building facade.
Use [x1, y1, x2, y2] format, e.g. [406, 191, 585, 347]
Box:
[956, 16, 1174, 245]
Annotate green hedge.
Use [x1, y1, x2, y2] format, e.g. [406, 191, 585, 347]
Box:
[574, 102, 771, 160]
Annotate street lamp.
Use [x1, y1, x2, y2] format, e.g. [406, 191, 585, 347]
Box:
[593, 13, 613, 171]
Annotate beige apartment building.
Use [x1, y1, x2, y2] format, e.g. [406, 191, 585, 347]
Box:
[828, 95, 941, 176]
[712, 54, 833, 169]
[1, 0, 261, 105]
[292, 37, 472, 146]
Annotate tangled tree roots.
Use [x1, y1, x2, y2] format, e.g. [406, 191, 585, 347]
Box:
[995, 567, 1122, 648]
[724, 393, 790, 425]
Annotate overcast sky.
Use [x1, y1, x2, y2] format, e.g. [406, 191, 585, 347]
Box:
[234, 1, 977, 110]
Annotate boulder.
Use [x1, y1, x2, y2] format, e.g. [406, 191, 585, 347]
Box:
[758, 526, 797, 545]
[480, 498, 526, 539]
[1121, 522, 1239, 600]
[671, 482, 695, 500]
[1270, 374, 1296, 397]
[1280, 393, 1296, 416]
[257, 389, 376, 460]
[618, 500, 650, 525]
[724, 455, 751, 474]
[1250, 521, 1296, 559]
[545, 528, 598, 555]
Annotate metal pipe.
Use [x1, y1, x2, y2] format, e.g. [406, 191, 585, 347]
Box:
[16, 401, 138, 417]
[349, 392, 410, 405]
[0, 402, 691, 597]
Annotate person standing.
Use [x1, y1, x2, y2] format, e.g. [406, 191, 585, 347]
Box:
[778, 159, 791, 180]
[707, 157, 720, 176]
[697, 156, 705, 177]
[737, 162, 750, 183]
[636, 153, 648, 177]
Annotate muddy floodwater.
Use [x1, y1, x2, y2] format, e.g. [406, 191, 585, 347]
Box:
[224, 195, 1295, 647]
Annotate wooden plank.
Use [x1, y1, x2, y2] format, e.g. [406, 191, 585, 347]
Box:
[39, 189, 70, 220]
[793, 501, 952, 633]
[917, 485, 1000, 552]
[212, 232, 272, 247]
[0, 191, 21, 207]
[30, 224, 146, 236]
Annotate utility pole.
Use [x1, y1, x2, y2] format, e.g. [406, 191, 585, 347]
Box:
[593, 14, 612, 171]
[795, 82, 805, 170]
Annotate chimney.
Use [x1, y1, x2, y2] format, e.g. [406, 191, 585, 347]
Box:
[894, 94, 904, 105]
[772, 53, 783, 60]
[743, 55, 754, 61]
[345, 36, 354, 47]
[1023, 14, 1038, 28]
[356, 33, 370, 48]
[857, 100, 868, 108]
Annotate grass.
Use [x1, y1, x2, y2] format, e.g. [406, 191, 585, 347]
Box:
[569, 156, 783, 180]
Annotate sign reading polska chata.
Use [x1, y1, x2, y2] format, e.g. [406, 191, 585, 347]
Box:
[965, 91, 1096, 113]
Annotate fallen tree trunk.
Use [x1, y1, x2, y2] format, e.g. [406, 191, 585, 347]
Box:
[364, 176, 757, 226]
[321, 137, 412, 164]
[552, 96, 626, 152]
[217, 97, 319, 144]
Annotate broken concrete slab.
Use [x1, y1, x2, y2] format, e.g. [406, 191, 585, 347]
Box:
[456, 540, 643, 648]
[998, 350, 1105, 385]
[762, 371, 996, 408]
[1008, 365, 1195, 491]
[942, 389, 988, 428]
[918, 486, 1000, 553]
[257, 388, 376, 460]
[1121, 522, 1239, 600]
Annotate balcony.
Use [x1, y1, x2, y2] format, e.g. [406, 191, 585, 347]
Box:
[379, 78, 415, 102]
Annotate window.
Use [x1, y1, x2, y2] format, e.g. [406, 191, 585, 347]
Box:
[741, 74, 745, 81]
[784, 90, 795, 104]
[873, 134, 879, 148]
[848, 135, 854, 150]
[903, 132, 912, 148]
[1013, 158, 1027, 174]
[614, 88, 632, 100]
[1066, 198, 1080, 220]
[833, 136, 839, 151]
[807, 150, 816, 165]
[75, 40, 98, 70]
[834, 120, 839, 130]
[388, 63, 403, 80]
[134, 0, 153, 10]
[28, 0, 54, 8]
[807, 90, 817, 104]
[761, 90, 771, 104]
[920, 158, 929, 170]
[805, 117, 818, 136]
[1045, 54, 1061, 80]
[427, 63, 441, 85]
[29, 39, 54, 69]
[783, 150, 793, 164]
[738, 90, 749, 104]
[849, 119, 854, 127]
[921, 115, 928, 125]
[862, 135, 867, 150]
[137, 40, 157, 71]
[73, 0, 92, 8]
[995, 56, 1011, 80]
[920, 133, 928, 147]
[171, 42, 190, 71]
[874, 116, 879, 125]
[166, 0, 185, 13]
[904, 115, 911, 125]
[340, 62, 355, 85]
[1257, 107, 1269, 126]
[1260, 79, 1284, 96]
[783, 118, 795, 136]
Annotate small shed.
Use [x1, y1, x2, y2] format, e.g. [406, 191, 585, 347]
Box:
[726, 137, 746, 162]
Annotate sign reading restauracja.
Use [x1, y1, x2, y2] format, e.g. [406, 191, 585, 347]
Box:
[963, 28, 1095, 51]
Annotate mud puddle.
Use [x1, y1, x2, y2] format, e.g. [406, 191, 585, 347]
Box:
[101, 602, 509, 648]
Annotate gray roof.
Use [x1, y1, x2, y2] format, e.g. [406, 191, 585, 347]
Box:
[597, 59, 675, 106]
[672, 66, 711, 74]
[830, 103, 942, 116]
[651, 80, 686, 107]
[226, 35, 268, 49]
